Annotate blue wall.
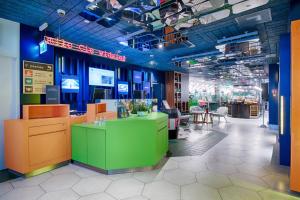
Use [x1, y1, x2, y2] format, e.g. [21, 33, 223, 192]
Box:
[279, 34, 291, 166]
[20, 24, 54, 107]
[20, 24, 165, 112]
[54, 48, 165, 111]
[268, 64, 279, 126]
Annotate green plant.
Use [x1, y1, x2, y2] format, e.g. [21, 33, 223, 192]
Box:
[137, 102, 148, 112]
[131, 102, 148, 114]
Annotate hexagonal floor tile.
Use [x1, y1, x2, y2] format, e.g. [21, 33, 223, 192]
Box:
[161, 160, 178, 171]
[219, 186, 262, 200]
[169, 156, 192, 162]
[0, 182, 13, 196]
[78, 193, 116, 200]
[107, 172, 133, 181]
[214, 156, 243, 165]
[106, 178, 144, 199]
[39, 189, 79, 200]
[143, 180, 180, 200]
[72, 176, 111, 196]
[50, 165, 78, 175]
[181, 183, 222, 200]
[40, 173, 80, 192]
[0, 186, 44, 200]
[258, 189, 300, 200]
[74, 167, 102, 178]
[133, 170, 163, 183]
[207, 162, 238, 175]
[122, 195, 149, 200]
[163, 169, 196, 186]
[178, 160, 208, 172]
[11, 172, 52, 188]
[229, 172, 269, 191]
[236, 164, 272, 177]
[196, 171, 232, 189]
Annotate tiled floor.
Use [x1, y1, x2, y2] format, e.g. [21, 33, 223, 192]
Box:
[1, 117, 300, 200]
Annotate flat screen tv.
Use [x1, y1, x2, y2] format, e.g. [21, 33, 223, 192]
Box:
[61, 75, 79, 93]
[133, 71, 142, 83]
[118, 81, 128, 95]
[89, 67, 114, 87]
[143, 82, 150, 94]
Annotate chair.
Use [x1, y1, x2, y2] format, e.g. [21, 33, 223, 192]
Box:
[211, 107, 228, 122]
[177, 109, 191, 131]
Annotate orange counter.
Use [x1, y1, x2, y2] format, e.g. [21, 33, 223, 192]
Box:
[291, 20, 300, 192]
[4, 104, 70, 174]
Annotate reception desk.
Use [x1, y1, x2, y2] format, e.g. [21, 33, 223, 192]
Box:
[72, 112, 168, 173]
[228, 103, 259, 119]
[4, 105, 71, 174]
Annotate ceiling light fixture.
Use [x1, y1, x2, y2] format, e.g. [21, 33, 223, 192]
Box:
[39, 22, 48, 31]
[84, 19, 90, 23]
[158, 43, 163, 49]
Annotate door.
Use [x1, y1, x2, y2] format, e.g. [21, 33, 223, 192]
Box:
[0, 56, 19, 170]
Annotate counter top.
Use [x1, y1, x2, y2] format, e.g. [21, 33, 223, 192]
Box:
[72, 112, 168, 129]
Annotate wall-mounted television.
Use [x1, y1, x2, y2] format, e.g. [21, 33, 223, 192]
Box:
[89, 67, 114, 87]
[143, 81, 151, 94]
[61, 75, 79, 93]
[133, 71, 142, 83]
[118, 81, 128, 95]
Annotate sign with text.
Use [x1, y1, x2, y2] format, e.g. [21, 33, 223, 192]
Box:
[23, 60, 54, 94]
[44, 36, 126, 62]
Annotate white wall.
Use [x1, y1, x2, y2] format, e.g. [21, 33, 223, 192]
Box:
[0, 18, 20, 170]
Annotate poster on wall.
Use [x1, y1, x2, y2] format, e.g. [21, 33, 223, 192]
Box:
[23, 60, 54, 94]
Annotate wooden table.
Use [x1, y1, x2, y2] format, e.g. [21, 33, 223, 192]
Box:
[191, 111, 213, 124]
[191, 111, 204, 123]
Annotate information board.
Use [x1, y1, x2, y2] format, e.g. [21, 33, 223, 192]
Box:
[23, 60, 54, 94]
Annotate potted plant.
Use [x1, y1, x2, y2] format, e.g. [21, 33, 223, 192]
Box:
[136, 102, 149, 117]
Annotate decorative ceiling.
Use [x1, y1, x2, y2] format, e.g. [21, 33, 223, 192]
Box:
[0, 0, 290, 72]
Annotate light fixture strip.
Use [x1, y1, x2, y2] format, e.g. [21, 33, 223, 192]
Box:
[280, 96, 284, 135]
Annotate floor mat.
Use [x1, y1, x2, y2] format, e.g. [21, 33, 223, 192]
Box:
[168, 128, 227, 157]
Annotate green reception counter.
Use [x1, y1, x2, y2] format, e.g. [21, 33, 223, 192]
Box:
[71, 112, 168, 173]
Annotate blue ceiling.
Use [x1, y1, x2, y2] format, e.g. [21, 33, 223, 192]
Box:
[0, 0, 290, 71]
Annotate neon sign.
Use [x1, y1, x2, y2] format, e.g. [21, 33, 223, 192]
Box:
[43, 36, 126, 62]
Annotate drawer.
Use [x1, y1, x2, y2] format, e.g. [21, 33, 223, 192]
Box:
[29, 123, 66, 136]
[29, 131, 67, 166]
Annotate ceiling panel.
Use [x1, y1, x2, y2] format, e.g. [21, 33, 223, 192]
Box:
[0, 0, 290, 71]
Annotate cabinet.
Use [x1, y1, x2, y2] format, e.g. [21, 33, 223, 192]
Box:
[71, 126, 106, 169]
[72, 113, 168, 172]
[4, 105, 70, 174]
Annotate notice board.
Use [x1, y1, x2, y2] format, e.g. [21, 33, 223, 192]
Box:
[23, 60, 54, 94]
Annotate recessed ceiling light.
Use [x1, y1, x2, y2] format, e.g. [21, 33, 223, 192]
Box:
[119, 41, 128, 46]
[87, 0, 95, 2]
[158, 43, 163, 49]
[84, 19, 90, 23]
[87, 4, 98, 10]
[150, 61, 155, 65]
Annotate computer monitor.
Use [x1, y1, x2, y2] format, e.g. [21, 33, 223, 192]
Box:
[133, 90, 145, 99]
